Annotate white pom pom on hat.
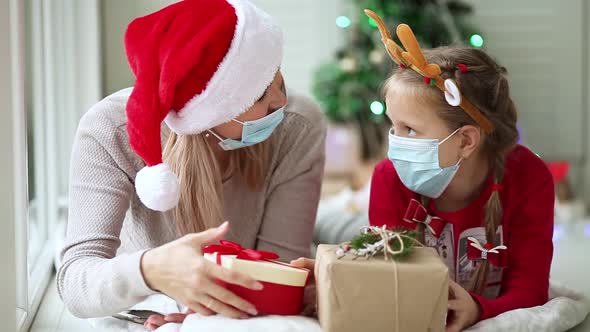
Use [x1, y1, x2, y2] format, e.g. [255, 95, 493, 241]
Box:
[135, 164, 180, 211]
[123, 0, 283, 211]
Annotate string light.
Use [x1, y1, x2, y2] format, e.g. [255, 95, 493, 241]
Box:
[470, 34, 484, 48]
[370, 101, 385, 115]
[336, 16, 351, 29]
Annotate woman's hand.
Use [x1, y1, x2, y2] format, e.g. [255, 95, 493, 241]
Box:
[290, 257, 316, 316]
[446, 280, 481, 332]
[141, 222, 263, 319]
[144, 311, 194, 331]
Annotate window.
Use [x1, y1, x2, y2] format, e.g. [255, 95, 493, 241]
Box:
[1, 0, 102, 331]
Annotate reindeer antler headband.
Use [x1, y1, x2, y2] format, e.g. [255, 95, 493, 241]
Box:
[365, 10, 494, 133]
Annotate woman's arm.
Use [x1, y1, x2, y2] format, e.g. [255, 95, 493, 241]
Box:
[57, 110, 157, 318]
[255, 97, 327, 262]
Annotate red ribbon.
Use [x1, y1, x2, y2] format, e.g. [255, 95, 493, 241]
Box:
[203, 240, 280, 264]
[492, 183, 504, 192]
[466, 237, 508, 267]
[457, 63, 468, 73]
[403, 199, 447, 237]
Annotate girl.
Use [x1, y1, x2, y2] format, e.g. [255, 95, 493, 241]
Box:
[295, 14, 554, 332]
[59, 0, 326, 328]
[366, 14, 554, 332]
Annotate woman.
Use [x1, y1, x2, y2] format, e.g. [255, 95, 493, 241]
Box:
[58, 0, 326, 322]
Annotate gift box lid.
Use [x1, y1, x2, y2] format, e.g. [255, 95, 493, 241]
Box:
[204, 253, 309, 287]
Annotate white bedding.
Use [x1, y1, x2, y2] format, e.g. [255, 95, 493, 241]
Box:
[88, 280, 589, 332]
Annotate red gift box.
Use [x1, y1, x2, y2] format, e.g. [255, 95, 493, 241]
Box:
[203, 241, 309, 316]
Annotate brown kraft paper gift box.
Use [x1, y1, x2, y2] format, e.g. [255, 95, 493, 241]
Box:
[315, 245, 449, 332]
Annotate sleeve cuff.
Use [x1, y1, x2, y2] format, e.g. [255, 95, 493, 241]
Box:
[121, 249, 159, 298]
[469, 292, 491, 321]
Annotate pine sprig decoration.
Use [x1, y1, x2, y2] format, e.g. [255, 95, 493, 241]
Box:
[338, 226, 421, 260]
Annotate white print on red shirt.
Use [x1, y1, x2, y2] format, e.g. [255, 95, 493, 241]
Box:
[426, 224, 505, 299]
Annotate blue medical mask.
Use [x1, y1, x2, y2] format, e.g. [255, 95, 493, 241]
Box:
[208, 108, 284, 151]
[388, 128, 462, 198]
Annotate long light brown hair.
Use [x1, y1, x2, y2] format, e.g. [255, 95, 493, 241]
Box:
[384, 46, 518, 295]
[162, 131, 271, 235]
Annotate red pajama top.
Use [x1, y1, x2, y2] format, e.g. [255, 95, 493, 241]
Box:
[369, 145, 554, 320]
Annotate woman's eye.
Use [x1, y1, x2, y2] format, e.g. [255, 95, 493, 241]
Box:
[408, 128, 417, 137]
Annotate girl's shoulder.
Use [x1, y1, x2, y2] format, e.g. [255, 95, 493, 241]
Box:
[372, 158, 412, 195]
[504, 145, 553, 184]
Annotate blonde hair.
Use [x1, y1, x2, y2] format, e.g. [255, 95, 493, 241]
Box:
[384, 46, 518, 295]
[162, 131, 270, 235]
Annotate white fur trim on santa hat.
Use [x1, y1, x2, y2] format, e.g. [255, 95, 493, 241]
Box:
[164, 0, 283, 135]
[135, 163, 180, 211]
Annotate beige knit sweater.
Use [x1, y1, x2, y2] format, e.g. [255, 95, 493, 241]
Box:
[57, 88, 326, 318]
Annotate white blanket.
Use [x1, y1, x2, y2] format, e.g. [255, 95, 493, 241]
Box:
[465, 281, 590, 332]
[89, 281, 589, 332]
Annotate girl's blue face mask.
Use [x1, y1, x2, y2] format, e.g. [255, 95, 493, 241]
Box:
[207, 108, 285, 151]
[388, 128, 462, 198]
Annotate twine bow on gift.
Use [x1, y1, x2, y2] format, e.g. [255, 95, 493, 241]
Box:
[467, 237, 508, 268]
[403, 199, 447, 237]
[337, 225, 422, 261]
[203, 240, 280, 264]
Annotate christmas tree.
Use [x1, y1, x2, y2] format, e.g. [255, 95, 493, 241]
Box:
[313, 0, 483, 160]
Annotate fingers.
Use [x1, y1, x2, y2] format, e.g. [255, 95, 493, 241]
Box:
[164, 313, 189, 323]
[445, 322, 462, 332]
[447, 299, 462, 311]
[448, 280, 468, 300]
[185, 302, 215, 317]
[190, 222, 230, 248]
[144, 314, 167, 330]
[204, 279, 258, 316]
[205, 260, 263, 290]
[445, 311, 465, 332]
[448, 279, 460, 292]
[195, 295, 250, 319]
[145, 323, 158, 331]
[446, 315, 467, 332]
[290, 257, 315, 271]
[446, 299, 467, 332]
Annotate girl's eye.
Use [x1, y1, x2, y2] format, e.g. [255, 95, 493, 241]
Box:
[408, 128, 417, 137]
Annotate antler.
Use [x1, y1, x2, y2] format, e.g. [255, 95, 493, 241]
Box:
[364, 10, 405, 65]
[364, 9, 494, 134]
[396, 24, 441, 78]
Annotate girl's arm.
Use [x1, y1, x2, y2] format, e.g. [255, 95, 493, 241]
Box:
[471, 171, 554, 320]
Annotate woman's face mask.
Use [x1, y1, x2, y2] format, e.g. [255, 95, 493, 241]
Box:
[207, 108, 285, 151]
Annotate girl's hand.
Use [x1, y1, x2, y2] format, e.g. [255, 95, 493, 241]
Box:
[446, 280, 481, 332]
[141, 222, 263, 319]
[290, 258, 316, 316]
[144, 311, 194, 331]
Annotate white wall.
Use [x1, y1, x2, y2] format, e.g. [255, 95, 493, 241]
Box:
[101, 0, 344, 97]
[101, 0, 175, 95]
[249, 0, 343, 97]
[467, 0, 588, 200]
[100, 1, 590, 201]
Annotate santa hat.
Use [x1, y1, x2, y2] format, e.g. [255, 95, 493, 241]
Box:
[124, 0, 283, 211]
